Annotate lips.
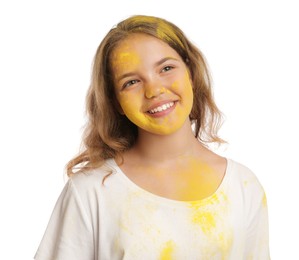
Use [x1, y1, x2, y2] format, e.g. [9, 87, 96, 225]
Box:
[148, 101, 175, 114]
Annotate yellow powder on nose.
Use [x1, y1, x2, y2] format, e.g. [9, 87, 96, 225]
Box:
[145, 86, 167, 99]
[160, 240, 175, 260]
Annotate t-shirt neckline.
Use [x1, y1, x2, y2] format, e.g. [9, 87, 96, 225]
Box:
[107, 158, 232, 207]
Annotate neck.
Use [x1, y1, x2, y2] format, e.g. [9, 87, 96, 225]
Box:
[132, 120, 201, 163]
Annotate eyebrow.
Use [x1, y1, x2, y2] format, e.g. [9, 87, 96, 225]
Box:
[155, 56, 180, 67]
[116, 57, 180, 82]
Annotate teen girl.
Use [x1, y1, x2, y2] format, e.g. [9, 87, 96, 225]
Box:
[35, 15, 270, 259]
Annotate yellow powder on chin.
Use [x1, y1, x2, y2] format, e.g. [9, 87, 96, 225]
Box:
[160, 240, 175, 260]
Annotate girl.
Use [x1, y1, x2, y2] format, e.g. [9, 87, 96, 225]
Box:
[35, 15, 270, 259]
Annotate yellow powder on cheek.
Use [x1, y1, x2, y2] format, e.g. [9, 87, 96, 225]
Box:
[118, 92, 149, 126]
[118, 93, 182, 135]
[117, 70, 193, 135]
[170, 81, 179, 91]
[147, 73, 193, 135]
[160, 240, 175, 260]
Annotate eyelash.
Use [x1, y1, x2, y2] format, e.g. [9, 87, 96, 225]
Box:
[122, 65, 175, 89]
[161, 65, 174, 73]
[123, 79, 140, 89]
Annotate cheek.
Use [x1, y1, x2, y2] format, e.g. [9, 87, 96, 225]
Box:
[117, 91, 143, 117]
[184, 76, 194, 106]
[176, 73, 194, 109]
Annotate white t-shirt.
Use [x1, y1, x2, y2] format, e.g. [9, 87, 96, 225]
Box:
[35, 159, 270, 259]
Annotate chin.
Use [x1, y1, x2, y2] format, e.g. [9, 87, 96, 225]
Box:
[143, 125, 184, 136]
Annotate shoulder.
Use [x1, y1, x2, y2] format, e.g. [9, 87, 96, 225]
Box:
[226, 159, 266, 200]
[68, 159, 117, 196]
[227, 159, 261, 184]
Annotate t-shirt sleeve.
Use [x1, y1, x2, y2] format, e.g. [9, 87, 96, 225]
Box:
[244, 180, 270, 259]
[34, 179, 94, 260]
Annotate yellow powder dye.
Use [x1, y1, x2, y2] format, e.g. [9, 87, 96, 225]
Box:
[144, 86, 167, 99]
[160, 240, 175, 260]
[117, 71, 193, 135]
[171, 156, 220, 201]
[111, 32, 193, 136]
[262, 192, 267, 207]
[156, 24, 184, 48]
[112, 50, 141, 74]
[190, 193, 219, 234]
[189, 191, 233, 255]
[217, 232, 233, 252]
[193, 211, 216, 234]
[129, 16, 184, 48]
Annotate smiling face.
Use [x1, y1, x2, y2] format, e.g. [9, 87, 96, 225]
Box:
[110, 33, 193, 135]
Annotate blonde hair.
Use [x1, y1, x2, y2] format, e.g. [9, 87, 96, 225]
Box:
[66, 15, 224, 176]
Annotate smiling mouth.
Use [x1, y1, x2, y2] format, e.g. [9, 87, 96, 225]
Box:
[148, 101, 175, 114]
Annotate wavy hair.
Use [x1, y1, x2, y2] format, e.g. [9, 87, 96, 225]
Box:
[66, 15, 224, 176]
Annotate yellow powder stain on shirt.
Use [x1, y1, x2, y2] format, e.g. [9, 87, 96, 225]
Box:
[262, 192, 267, 207]
[190, 193, 219, 234]
[218, 232, 233, 252]
[189, 191, 233, 256]
[193, 210, 216, 234]
[160, 240, 175, 260]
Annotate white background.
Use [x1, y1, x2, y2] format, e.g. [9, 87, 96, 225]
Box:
[0, 0, 298, 259]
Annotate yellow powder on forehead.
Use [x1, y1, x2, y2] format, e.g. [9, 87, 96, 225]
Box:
[160, 240, 175, 260]
[112, 51, 141, 69]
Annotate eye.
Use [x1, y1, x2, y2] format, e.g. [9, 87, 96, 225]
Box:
[123, 79, 140, 89]
[161, 65, 174, 73]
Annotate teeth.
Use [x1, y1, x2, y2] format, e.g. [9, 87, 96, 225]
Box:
[149, 102, 174, 114]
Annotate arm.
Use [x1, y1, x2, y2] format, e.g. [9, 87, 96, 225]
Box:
[244, 184, 270, 259]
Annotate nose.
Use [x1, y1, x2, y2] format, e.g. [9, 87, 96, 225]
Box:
[144, 79, 166, 99]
